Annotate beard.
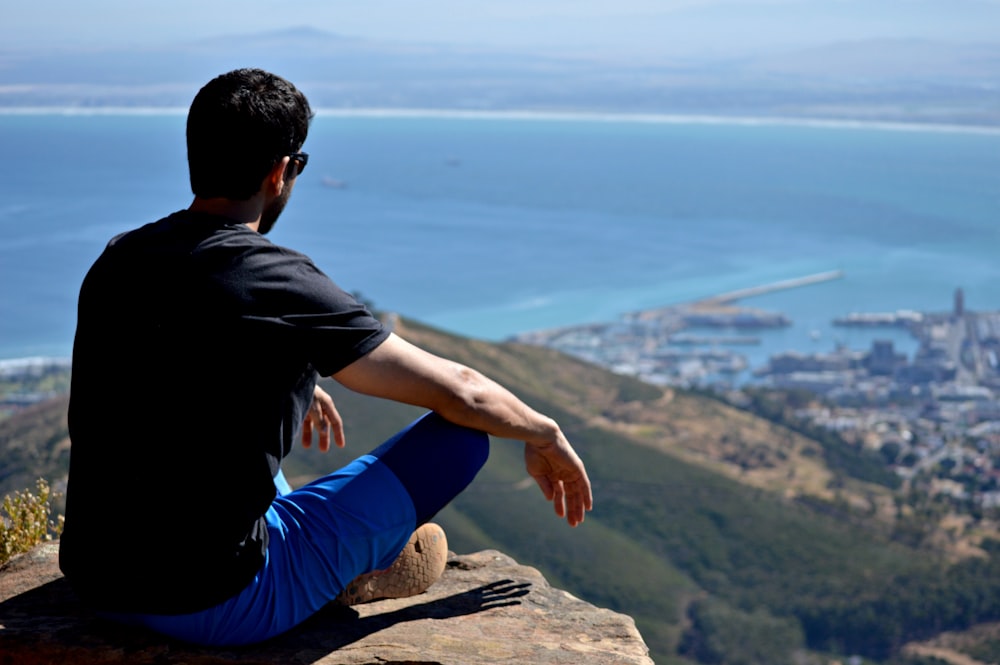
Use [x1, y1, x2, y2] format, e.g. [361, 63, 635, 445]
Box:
[258, 186, 292, 235]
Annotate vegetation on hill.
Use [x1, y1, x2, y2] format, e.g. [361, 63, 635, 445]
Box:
[0, 395, 70, 513]
[708, 386, 902, 490]
[5, 318, 1000, 663]
[0, 478, 63, 566]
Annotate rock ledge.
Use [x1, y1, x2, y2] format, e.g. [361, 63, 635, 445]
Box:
[0, 543, 652, 664]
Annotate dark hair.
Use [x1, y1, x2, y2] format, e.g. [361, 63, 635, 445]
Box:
[187, 68, 313, 200]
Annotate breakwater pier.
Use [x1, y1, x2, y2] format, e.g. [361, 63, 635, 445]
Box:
[629, 270, 844, 323]
[705, 270, 845, 304]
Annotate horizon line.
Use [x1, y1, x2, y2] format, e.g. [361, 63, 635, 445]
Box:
[1, 106, 999, 136]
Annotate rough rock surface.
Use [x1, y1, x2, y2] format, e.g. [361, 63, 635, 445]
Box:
[0, 543, 653, 664]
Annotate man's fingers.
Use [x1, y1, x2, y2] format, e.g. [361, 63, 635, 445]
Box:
[327, 403, 346, 449]
[525, 440, 593, 527]
[303, 385, 346, 453]
[317, 423, 330, 452]
[566, 482, 590, 527]
[302, 418, 313, 448]
[534, 474, 555, 502]
[552, 481, 566, 519]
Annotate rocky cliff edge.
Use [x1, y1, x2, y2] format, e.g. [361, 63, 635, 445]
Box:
[0, 543, 653, 664]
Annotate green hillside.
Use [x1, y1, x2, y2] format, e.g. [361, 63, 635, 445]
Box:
[6, 318, 1000, 664]
[0, 395, 70, 510]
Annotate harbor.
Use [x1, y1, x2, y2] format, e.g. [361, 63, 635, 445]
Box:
[512, 270, 852, 383]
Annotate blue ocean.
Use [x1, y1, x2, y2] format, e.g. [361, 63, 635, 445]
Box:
[2, 111, 999, 373]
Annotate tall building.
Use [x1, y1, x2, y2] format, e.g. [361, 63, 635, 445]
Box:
[867, 339, 905, 376]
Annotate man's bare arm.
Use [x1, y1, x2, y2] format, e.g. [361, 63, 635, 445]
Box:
[332, 333, 593, 526]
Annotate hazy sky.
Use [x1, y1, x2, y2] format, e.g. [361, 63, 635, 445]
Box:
[5, 0, 1000, 57]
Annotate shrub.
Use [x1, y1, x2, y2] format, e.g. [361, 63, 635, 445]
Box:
[679, 597, 806, 665]
[0, 479, 64, 566]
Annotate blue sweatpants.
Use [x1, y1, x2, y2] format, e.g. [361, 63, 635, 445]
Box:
[100, 412, 489, 646]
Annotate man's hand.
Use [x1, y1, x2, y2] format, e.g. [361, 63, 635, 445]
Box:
[524, 434, 593, 527]
[302, 384, 345, 452]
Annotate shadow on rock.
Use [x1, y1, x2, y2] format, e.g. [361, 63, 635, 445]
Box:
[0, 570, 530, 663]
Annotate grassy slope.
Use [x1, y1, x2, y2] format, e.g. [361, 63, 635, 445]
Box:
[0, 395, 71, 511]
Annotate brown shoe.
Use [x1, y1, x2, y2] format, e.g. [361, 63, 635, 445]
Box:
[335, 523, 448, 606]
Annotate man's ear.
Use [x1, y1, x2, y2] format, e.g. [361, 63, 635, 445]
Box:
[264, 156, 291, 195]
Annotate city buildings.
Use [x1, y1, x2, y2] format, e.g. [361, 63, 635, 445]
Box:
[514, 285, 1000, 510]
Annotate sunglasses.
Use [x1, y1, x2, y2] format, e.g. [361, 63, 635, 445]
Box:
[287, 152, 309, 178]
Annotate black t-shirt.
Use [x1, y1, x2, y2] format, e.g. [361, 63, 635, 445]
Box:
[59, 210, 390, 614]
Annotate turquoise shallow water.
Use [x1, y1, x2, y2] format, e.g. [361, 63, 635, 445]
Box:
[1, 112, 998, 371]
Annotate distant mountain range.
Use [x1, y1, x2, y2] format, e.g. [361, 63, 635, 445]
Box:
[1, 27, 998, 126]
[6, 316, 1000, 664]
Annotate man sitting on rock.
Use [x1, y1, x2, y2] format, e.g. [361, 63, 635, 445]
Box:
[59, 68, 592, 647]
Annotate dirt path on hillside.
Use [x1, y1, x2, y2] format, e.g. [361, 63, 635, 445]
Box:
[903, 644, 992, 665]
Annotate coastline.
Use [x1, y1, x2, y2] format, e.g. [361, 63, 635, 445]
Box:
[1, 105, 999, 136]
[0, 357, 71, 372]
